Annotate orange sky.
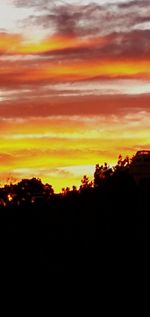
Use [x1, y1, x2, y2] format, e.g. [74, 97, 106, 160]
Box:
[0, 0, 150, 192]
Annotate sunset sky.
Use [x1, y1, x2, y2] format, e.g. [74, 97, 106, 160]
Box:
[0, 0, 150, 192]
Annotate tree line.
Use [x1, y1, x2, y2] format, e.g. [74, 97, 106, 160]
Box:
[0, 153, 147, 270]
[0, 154, 137, 208]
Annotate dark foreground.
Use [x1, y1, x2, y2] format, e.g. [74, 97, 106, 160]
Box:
[0, 181, 147, 273]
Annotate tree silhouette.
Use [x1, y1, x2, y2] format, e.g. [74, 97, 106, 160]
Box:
[94, 162, 113, 188]
[80, 175, 93, 189]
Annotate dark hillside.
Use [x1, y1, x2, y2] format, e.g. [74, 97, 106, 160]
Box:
[0, 155, 148, 272]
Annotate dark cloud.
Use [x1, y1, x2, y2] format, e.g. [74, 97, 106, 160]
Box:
[13, 0, 51, 9]
[41, 29, 150, 61]
[13, 0, 150, 37]
[11, 0, 150, 67]
[0, 1, 148, 98]
[118, 0, 150, 9]
[1, 29, 149, 68]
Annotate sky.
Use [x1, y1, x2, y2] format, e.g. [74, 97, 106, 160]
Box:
[0, 0, 150, 192]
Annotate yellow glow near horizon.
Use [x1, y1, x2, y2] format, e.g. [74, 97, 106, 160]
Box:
[0, 112, 150, 192]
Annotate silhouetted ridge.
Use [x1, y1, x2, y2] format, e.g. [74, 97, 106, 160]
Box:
[0, 152, 149, 272]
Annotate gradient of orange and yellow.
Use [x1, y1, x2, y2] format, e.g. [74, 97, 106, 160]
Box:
[0, 0, 150, 192]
